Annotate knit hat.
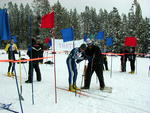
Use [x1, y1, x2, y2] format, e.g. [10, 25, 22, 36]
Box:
[80, 44, 87, 50]
[32, 38, 36, 45]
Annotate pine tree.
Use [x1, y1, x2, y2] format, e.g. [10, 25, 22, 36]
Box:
[18, 3, 25, 47]
[2, 0, 149, 52]
[52, 1, 70, 39]
[108, 7, 121, 51]
[7, 2, 15, 35]
[24, 3, 33, 46]
[81, 6, 91, 35]
[70, 9, 81, 39]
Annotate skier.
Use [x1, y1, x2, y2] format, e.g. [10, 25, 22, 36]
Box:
[25, 38, 42, 83]
[66, 44, 87, 91]
[5, 38, 18, 77]
[81, 39, 105, 90]
[128, 47, 136, 74]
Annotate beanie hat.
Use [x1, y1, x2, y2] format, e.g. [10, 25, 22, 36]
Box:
[32, 38, 36, 45]
[80, 44, 87, 50]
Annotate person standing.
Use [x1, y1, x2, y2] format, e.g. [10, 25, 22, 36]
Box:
[120, 47, 129, 72]
[25, 38, 42, 83]
[5, 39, 18, 77]
[81, 39, 105, 90]
[37, 39, 44, 64]
[128, 47, 136, 74]
[66, 44, 87, 91]
[102, 45, 109, 71]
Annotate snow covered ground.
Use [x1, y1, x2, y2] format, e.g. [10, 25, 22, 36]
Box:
[0, 39, 150, 113]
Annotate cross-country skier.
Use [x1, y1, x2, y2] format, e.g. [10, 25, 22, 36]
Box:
[66, 44, 87, 91]
[5, 38, 18, 77]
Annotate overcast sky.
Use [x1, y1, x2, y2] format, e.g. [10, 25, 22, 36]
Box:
[0, 0, 149, 18]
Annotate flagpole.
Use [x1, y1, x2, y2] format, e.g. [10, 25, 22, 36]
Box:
[29, 16, 34, 105]
[40, 10, 57, 103]
[51, 29, 57, 104]
[110, 54, 113, 78]
[148, 66, 150, 77]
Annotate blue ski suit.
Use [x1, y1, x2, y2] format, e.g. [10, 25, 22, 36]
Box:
[66, 47, 84, 85]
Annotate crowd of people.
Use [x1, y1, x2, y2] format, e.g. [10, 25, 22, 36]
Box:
[4, 37, 136, 92]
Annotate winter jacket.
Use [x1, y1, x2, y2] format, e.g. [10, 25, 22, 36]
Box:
[5, 43, 18, 60]
[27, 44, 41, 59]
[128, 50, 136, 61]
[85, 45, 103, 65]
[120, 48, 129, 62]
[67, 47, 84, 61]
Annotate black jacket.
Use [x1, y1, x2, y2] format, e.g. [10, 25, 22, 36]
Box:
[128, 49, 136, 61]
[27, 44, 41, 59]
[120, 48, 129, 62]
[85, 45, 103, 65]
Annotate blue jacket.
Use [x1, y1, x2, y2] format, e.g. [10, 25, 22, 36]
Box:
[67, 47, 84, 61]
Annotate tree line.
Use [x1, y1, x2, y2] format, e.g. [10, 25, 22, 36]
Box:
[1, 0, 149, 53]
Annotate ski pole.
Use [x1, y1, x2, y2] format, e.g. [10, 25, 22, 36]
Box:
[148, 66, 150, 77]
[9, 41, 24, 113]
[19, 51, 24, 100]
[22, 63, 27, 76]
[51, 29, 57, 103]
[74, 63, 81, 97]
[79, 60, 87, 97]
[29, 15, 34, 105]
[13, 63, 24, 113]
[136, 57, 137, 74]
[110, 54, 113, 78]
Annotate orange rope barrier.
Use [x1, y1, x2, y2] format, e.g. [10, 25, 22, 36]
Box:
[102, 52, 150, 56]
[0, 51, 149, 63]
[0, 56, 53, 63]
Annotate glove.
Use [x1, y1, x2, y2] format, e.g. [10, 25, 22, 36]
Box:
[14, 50, 18, 54]
[76, 59, 82, 64]
[52, 51, 56, 54]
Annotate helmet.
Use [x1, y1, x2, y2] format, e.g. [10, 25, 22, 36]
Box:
[86, 38, 93, 46]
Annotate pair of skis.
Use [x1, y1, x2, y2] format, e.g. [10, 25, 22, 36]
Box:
[0, 103, 19, 113]
[57, 86, 112, 98]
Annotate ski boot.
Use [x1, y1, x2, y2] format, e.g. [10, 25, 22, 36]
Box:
[11, 72, 15, 76]
[73, 84, 80, 90]
[129, 71, 135, 74]
[7, 72, 11, 77]
[69, 85, 76, 92]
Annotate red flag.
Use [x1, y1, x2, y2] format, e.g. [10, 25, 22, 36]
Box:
[44, 37, 51, 43]
[124, 37, 137, 47]
[40, 11, 54, 28]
